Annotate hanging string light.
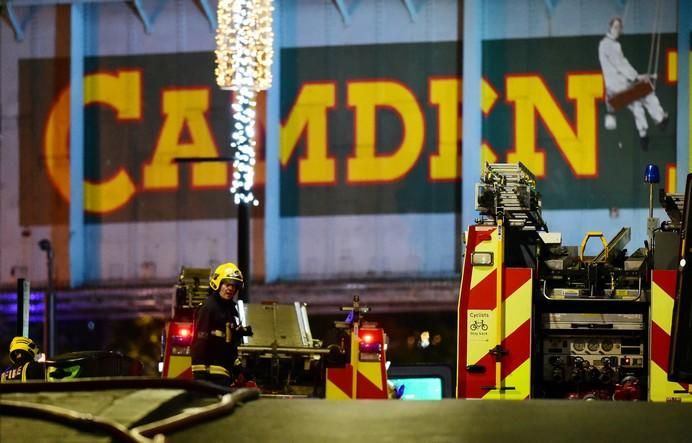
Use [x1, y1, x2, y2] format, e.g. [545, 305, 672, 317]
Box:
[215, 0, 274, 206]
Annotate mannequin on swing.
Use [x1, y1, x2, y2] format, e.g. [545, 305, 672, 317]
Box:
[598, 16, 668, 150]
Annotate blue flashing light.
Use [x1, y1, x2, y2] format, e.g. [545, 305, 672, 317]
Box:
[644, 164, 660, 184]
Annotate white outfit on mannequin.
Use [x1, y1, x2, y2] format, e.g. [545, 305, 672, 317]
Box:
[598, 26, 666, 140]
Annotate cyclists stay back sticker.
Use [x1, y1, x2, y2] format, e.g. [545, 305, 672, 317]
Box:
[468, 310, 494, 342]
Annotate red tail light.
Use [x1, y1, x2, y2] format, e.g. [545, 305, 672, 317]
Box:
[171, 323, 193, 346]
[359, 330, 382, 357]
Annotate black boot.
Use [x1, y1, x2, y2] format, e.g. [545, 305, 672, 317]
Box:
[657, 113, 670, 131]
[640, 135, 650, 151]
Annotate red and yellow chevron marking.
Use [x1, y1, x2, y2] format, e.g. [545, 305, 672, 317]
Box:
[162, 322, 193, 379]
[326, 366, 354, 399]
[326, 328, 388, 400]
[164, 356, 192, 379]
[457, 226, 533, 399]
[650, 270, 692, 402]
[326, 363, 388, 400]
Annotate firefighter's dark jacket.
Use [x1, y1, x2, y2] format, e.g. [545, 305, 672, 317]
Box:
[1, 360, 46, 382]
[190, 292, 242, 376]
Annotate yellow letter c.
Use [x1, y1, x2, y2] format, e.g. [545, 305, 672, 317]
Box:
[44, 70, 140, 213]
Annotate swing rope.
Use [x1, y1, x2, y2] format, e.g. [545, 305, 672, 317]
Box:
[646, 0, 662, 89]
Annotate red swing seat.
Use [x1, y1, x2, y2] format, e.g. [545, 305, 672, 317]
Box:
[607, 79, 654, 111]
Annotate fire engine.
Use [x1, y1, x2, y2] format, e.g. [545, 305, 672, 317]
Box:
[160, 267, 329, 394]
[324, 295, 390, 399]
[160, 268, 390, 397]
[456, 162, 692, 401]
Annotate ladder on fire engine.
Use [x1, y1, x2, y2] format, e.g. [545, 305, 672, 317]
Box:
[477, 163, 545, 393]
[475, 163, 547, 231]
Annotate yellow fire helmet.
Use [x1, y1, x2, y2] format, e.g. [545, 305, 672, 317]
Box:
[209, 262, 244, 291]
[9, 336, 39, 363]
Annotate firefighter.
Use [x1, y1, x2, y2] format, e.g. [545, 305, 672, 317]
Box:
[1, 336, 46, 382]
[598, 16, 667, 149]
[190, 262, 253, 386]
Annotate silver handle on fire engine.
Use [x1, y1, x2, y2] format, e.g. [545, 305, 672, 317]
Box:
[541, 277, 642, 301]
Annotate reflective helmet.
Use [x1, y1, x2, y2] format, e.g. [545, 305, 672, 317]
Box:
[209, 262, 244, 291]
[9, 336, 39, 363]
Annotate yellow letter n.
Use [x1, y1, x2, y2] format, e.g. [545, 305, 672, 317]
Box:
[506, 74, 603, 178]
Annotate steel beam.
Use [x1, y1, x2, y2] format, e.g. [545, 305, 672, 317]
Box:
[401, 0, 425, 23]
[332, 0, 362, 26]
[3, 2, 36, 41]
[543, 0, 561, 14]
[131, 0, 169, 34]
[264, 0, 281, 282]
[678, 0, 691, 191]
[195, 0, 216, 31]
[70, 3, 85, 287]
[462, 0, 482, 242]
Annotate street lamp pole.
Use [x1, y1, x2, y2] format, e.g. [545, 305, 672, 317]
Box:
[238, 200, 251, 302]
[39, 239, 55, 357]
[215, 0, 274, 302]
